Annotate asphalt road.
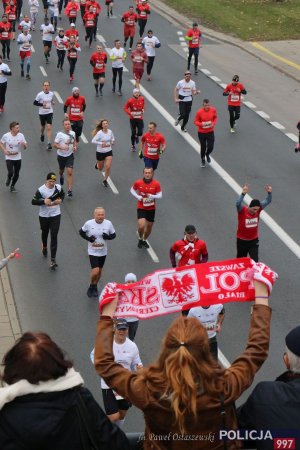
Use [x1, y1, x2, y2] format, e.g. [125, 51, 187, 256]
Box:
[0, 1, 300, 433]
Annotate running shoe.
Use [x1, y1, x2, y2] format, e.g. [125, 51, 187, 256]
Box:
[142, 240, 149, 249]
[40, 134, 45, 142]
[131, 145, 136, 152]
[42, 246, 48, 257]
[137, 239, 143, 249]
[230, 128, 235, 133]
[26, 74, 31, 79]
[201, 159, 206, 168]
[47, 142, 52, 151]
[87, 286, 94, 297]
[102, 179, 109, 187]
[92, 286, 99, 297]
[117, 90, 122, 96]
[112, 88, 115, 93]
[50, 259, 58, 269]
[67, 190, 73, 197]
[10, 185, 17, 192]
[181, 127, 187, 132]
[95, 91, 99, 97]
[206, 155, 211, 163]
[100, 90, 103, 96]
[174, 117, 181, 126]
[5, 177, 11, 187]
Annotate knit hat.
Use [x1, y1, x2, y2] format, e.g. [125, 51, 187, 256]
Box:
[286, 326, 300, 357]
[72, 87, 80, 93]
[249, 199, 261, 208]
[125, 273, 137, 283]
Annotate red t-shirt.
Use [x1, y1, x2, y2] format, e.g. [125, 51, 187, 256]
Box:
[237, 206, 262, 240]
[90, 51, 107, 73]
[124, 96, 145, 120]
[185, 28, 201, 48]
[224, 82, 246, 107]
[65, 28, 79, 40]
[122, 11, 137, 27]
[85, 0, 101, 15]
[0, 21, 11, 39]
[141, 132, 166, 160]
[136, 3, 150, 20]
[171, 238, 208, 266]
[132, 179, 161, 210]
[65, 2, 79, 17]
[64, 95, 86, 121]
[5, 6, 16, 21]
[131, 49, 148, 70]
[83, 12, 96, 27]
[194, 107, 218, 133]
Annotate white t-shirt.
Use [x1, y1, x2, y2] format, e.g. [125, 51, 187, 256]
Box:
[142, 35, 160, 57]
[81, 218, 115, 256]
[48, 0, 59, 15]
[188, 304, 224, 339]
[110, 47, 126, 68]
[1, 132, 26, 161]
[29, 0, 39, 13]
[19, 20, 32, 30]
[40, 23, 54, 41]
[35, 184, 63, 217]
[55, 35, 68, 50]
[17, 33, 32, 51]
[55, 130, 76, 157]
[176, 79, 196, 102]
[0, 63, 11, 84]
[91, 129, 115, 153]
[35, 91, 54, 115]
[90, 338, 142, 390]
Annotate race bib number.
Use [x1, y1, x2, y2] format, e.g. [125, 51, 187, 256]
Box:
[203, 321, 216, 331]
[140, 10, 146, 16]
[87, 20, 94, 26]
[132, 111, 142, 118]
[147, 146, 157, 155]
[95, 62, 103, 69]
[2, 32, 8, 38]
[245, 217, 258, 228]
[92, 242, 104, 248]
[101, 141, 111, 148]
[192, 38, 199, 45]
[231, 94, 239, 102]
[142, 197, 154, 207]
[8, 14, 16, 20]
[69, 51, 77, 58]
[69, 9, 77, 16]
[202, 121, 212, 128]
[71, 107, 80, 115]
[127, 20, 134, 26]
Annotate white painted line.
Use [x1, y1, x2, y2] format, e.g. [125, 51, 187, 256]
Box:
[256, 110, 270, 119]
[177, 31, 183, 35]
[180, 42, 187, 47]
[200, 68, 211, 75]
[39, 66, 47, 77]
[54, 91, 63, 104]
[179, 37, 185, 41]
[131, 79, 300, 260]
[31, 45, 35, 52]
[210, 75, 221, 82]
[285, 133, 298, 142]
[183, 47, 188, 53]
[218, 349, 230, 368]
[270, 121, 285, 130]
[243, 101, 256, 108]
[123, 66, 128, 72]
[81, 133, 88, 144]
[135, 231, 159, 262]
[220, 82, 227, 88]
[102, 172, 119, 194]
[96, 34, 106, 43]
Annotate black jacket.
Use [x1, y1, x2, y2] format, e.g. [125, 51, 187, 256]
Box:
[0, 386, 129, 450]
[237, 371, 300, 449]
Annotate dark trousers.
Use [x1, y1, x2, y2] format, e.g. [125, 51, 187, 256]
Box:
[16, 0, 22, 20]
[39, 214, 61, 259]
[80, 4, 85, 20]
[71, 120, 83, 142]
[124, 35, 134, 49]
[128, 320, 139, 341]
[209, 337, 218, 361]
[236, 238, 259, 262]
[6, 159, 21, 186]
[130, 119, 144, 145]
[69, 17, 76, 24]
[58, 0, 64, 14]
[85, 27, 94, 46]
[112, 67, 123, 91]
[138, 18, 147, 37]
[228, 105, 241, 128]
[0, 40, 10, 59]
[187, 47, 199, 71]
[93, 15, 98, 39]
[198, 131, 215, 160]
[146, 56, 155, 75]
[178, 100, 192, 128]
[0, 81, 7, 107]
[56, 49, 65, 68]
[68, 57, 77, 76]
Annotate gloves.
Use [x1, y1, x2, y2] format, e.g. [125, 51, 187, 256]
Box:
[102, 233, 110, 240]
[252, 261, 278, 295]
[138, 150, 143, 159]
[88, 235, 96, 243]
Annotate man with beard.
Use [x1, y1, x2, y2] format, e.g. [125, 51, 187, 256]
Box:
[64, 86, 86, 144]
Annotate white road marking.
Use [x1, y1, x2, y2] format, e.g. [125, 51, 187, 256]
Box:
[123, 66, 128, 72]
[256, 110, 270, 119]
[96, 34, 106, 43]
[200, 68, 211, 75]
[39, 66, 47, 77]
[183, 47, 188, 53]
[177, 31, 183, 35]
[31, 45, 35, 52]
[179, 37, 185, 41]
[132, 79, 300, 259]
[102, 172, 119, 194]
[80, 133, 88, 144]
[270, 121, 285, 130]
[243, 101, 256, 109]
[54, 91, 63, 104]
[180, 42, 187, 47]
[135, 231, 159, 263]
[218, 349, 230, 368]
[220, 82, 227, 88]
[285, 133, 298, 142]
[210, 75, 221, 82]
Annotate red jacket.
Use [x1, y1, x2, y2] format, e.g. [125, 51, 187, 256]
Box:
[136, 3, 150, 20]
[131, 48, 148, 70]
[124, 96, 145, 120]
[0, 21, 11, 39]
[65, 2, 80, 18]
[85, 0, 101, 15]
[194, 106, 218, 133]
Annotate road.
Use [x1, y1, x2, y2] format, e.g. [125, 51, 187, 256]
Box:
[0, 1, 299, 433]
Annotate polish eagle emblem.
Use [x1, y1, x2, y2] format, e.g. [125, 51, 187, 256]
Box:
[161, 273, 196, 304]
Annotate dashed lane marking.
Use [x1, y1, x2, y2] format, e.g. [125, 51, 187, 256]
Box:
[80, 133, 88, 144]
[285, 133, 298, 142]
[102, 172, 119, 194]
[256, 111, 270, 119]
[243, 101, 256, 109]
[54, 91, 63, 104]
[39, 66, 47, 77]
[135, 232, 159, 263]
[270, 122, 285, 130]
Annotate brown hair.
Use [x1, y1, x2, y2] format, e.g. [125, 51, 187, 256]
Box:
[1, 332, 73, 385]
[140, 316, 223, 434]
[91, 119, 109, 137]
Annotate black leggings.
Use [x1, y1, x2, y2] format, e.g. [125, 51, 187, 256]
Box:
[39, 214, 61, 259]
[6, 159, 21, 186]
[68, 57, 77, 76]
[138, 18, 146, 37]
[146, 55, 155, 75]
[85, 26, 94, 46]
[124, 35, 134, 49]
[228, 105, 241, 128]
[56, 49, 65, 68]
[0, 81, 7, 107]
[187, 47, 199, 71]
[198, 131, 215, 160]
[112, 67, 123, 91]
[236, 238, 259, 263]
[178, 100, 192, 128]
[0, 40, 10, 59]
[130, 119, 144, 145]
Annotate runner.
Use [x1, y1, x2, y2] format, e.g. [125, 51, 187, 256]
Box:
[31, 172, 64, 269]
[65, 22, 78, 41]
[122, 274, 139, 341]
[40, 16, 54, 64]
[28, 0, 39, 31]
[18, 14, 32, 31]
[185, 22, 201, 74]
[65, 0, 79, 24]
[79, 206, 116, 297]
[41, 0, 48, 19]
[236, 184, 272, 262]
[141, 29, 160, 81]
[83, 4, 96, 48]
[121, 5, 137, 51]
[123, 88, 144, 151]
[33, 80, 55, 150]
[0, 15, 12, 61]
[85, 0, 101, 40]
[130, 167, 162, 248]
[66, 35, 81, 82]
[54, 118, 77, 197]
[130, 41, 148, 89]
[90, 44, 107, 96]
[79, 0, 87, 24]
[105, 0, 113, 18]
[91, 119, 115, 187]
[0, 54, 11, 112]
[16, 0, 23, 22]
[223, 74, 247, 133]
[5, 1, 16, 41]
[48, 0, 59, 31]
[194, 98, 218, 168]
[169, 224, 208, 268]
[139, 121, 166, 170]
[54, 28, 68, 69]
[0, 121, 27, 193]
[174, 70, 200, 132]
[136, 0, 150, 38]
[64, 86, 86, 143]
[17, 25, 32, 79]
[109, 39, 126, 96]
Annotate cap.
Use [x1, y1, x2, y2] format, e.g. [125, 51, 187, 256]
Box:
[133, 88, 140, 94]
[115, 319, 129, 330]
[46, 172, 57, 181]
[72, 87, 80, 93]
[192, 22, 198, 27]
[185, 224, 196, 234]
[125, 273, 137, 283]
[22, 25, 29, 30]
[286, 326, 300, 357]
[232, 74, 239, 82]
[249, 199, 260, 208]
[70, 23, 76, 26]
